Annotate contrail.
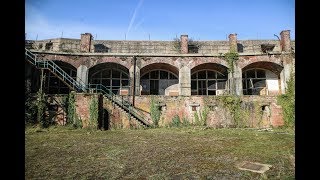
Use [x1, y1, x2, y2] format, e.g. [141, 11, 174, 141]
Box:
[126, 0, 144, 37]
[134, 18, 145, 30]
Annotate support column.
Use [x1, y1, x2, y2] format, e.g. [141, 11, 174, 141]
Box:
[280, 30, 293, 93]
[227, 33, 240, 95]
[233, 63, 243, 96]
[130, 60, 140, 96]
[77, 65, 88, 87]
[179, 65, 191, 96]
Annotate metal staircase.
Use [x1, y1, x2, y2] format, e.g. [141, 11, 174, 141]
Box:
[25, 48, 150, 127]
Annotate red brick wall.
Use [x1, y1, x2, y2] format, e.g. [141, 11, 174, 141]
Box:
[74, 93, 100, 128]
[80, 33, 92, 52]
[270, 102, 284, 127]
[44, 94, 285, 129]
[180, 35, 188, 54]
[132, 96, 284, 128]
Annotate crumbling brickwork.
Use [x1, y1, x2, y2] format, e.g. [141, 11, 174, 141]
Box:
[25, 29, 295, 129]
[80, 33, 92, 52]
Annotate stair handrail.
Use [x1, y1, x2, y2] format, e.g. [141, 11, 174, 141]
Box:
[25, 48, 87, 92]
[26, 48, 149, 126]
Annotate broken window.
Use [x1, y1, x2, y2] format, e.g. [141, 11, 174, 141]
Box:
[191, 70, 227, 95]
[140, 70, 178, 95]
[89, 69, 130, 95]
[242, 69, 268, 95]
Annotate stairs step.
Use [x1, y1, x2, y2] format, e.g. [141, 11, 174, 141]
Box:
[26, 48, 150, 128]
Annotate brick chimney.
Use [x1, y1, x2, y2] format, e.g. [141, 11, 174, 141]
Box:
[280, 30, 291, 52]
[80, 33, 92, 52]
[228, 33, 237, 52]
[180, 35, 188, 54]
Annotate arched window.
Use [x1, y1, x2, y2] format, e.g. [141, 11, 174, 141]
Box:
[44, 62, 76, 94]
[140, 70, 178, 95]
[89, 68, 129, 95]
[242, 69, 268, 95]
[191, 70, 227, 95]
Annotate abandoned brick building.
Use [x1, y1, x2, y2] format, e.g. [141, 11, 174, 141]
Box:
[25, 30, 295, 129]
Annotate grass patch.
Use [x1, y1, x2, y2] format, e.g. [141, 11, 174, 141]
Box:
[25, 126, 294, 179]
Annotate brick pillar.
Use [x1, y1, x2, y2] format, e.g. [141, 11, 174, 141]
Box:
[180, 35, 188, 54]
[77, 65, 88, 87]
[228, 33, 238, 52]
[280, 30, 293, 94]
[80, 33, 92, 52]
[280, 30, 291, 52]
[179, 65, 191, 96]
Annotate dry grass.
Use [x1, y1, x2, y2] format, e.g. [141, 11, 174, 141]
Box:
[25, 126, 294, 179]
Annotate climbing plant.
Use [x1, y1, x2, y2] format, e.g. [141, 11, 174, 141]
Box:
[224, 51, 239, 73]
[89, 96, 99, 128]
[36, 89, 49, 128]
[217, 96, 247, 127]
[170, 114, 181, 127]
[67, 92, 81, 128]
[277, 70, 295, 128]
[150, 96, 161, 127]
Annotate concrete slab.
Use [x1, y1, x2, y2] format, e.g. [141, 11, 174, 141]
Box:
[237, 161, 272, 173]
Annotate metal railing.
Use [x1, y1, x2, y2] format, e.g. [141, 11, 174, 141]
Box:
[25, 48, 150, 127]
[87, 84, 149, 126]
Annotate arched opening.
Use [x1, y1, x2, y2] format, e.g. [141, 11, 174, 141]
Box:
[140, 63, 179, 95]
[242, 62, 283, 95]
[191, 63, 228, 95]
[43, 61, 77, 94]
[88, 63, 130, 95]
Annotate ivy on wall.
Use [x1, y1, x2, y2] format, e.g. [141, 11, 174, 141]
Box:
[224, 51, 239, 73]
[150, 96, 161, 127]
[67, 91, 82, 128]
[277, 71, 295, 128]
[89, 96, 99, 128]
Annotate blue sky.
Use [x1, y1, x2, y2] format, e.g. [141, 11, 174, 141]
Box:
[25, 0, 295, 41]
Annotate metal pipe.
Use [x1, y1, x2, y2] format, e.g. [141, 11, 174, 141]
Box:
[132, 56, 136, 107]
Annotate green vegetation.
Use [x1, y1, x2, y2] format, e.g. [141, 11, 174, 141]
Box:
[36, 90, 49, 128]
[67, 91, 82, 128]
[25, 126, 295, 179]
[194, 106, 209, 126]
[216, 96, 262, 128]
[170, 115, 181, 127]
[224, 51, 239, 73]
[150, 96, 161, 127]
[89, 96, 99, 128]
[277, 71, 295, 128]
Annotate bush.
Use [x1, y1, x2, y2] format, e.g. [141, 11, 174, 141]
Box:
[170, 115, 181, 127]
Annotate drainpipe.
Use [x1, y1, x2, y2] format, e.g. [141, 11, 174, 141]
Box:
[132, 56, 136, 107]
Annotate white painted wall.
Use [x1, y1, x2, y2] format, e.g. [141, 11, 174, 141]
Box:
[266, 70, 279, 94]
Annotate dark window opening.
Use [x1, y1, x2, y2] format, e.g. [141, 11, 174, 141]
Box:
[140, 70, 178, 95]
[191, 70, 227, 95]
